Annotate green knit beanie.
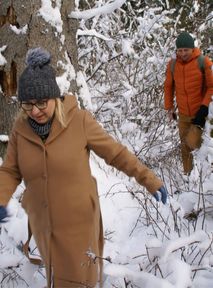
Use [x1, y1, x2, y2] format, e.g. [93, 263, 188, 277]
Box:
[176, 32, 194, 49]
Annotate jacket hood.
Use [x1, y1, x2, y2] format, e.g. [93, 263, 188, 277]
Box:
[62, 94, 79, 125]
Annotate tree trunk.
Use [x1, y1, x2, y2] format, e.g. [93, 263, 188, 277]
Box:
[0, 96, 18, 158]
[0, 0, 79, 158]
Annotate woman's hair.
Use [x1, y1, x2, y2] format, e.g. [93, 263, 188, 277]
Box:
[55, 98, 66, 127]
[18, 98, 66, 127]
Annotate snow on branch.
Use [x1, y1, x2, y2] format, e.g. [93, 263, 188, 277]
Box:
[77, 29, 111, 41]
[160, 230, 208, 263]
[104, 263, 175, 288]
[69, 0, 126, 20]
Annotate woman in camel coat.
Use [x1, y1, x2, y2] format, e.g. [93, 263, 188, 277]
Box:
[0, 48, 167, 288]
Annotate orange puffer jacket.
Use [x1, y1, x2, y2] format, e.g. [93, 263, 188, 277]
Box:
[164, 48, 213, 117]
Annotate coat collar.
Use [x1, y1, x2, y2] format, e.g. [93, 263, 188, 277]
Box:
[13, 95, 79, 146]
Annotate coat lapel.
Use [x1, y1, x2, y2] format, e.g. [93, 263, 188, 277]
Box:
[14, 116, 43, 146]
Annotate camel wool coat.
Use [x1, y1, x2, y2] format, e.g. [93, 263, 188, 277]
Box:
[0, 96, 162, 288]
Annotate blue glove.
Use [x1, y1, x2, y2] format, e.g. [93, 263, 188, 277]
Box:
[0, 206, 8, 223]
[153, 186, 168, 204]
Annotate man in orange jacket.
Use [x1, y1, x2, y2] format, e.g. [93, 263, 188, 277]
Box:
[164, 32, 213, 175]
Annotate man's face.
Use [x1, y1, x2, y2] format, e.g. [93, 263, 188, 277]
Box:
[176, 48, 193, 62]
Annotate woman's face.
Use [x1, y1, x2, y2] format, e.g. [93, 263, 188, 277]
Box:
[21, 99, 56, 124]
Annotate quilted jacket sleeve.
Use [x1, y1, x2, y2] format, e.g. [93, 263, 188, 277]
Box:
[0, 130, 22, 206]
[202, 56, 213, 107]
[84, 111, 162, 193]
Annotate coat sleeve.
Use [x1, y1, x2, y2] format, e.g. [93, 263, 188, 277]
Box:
[83, 111, 162, 193]
[0, 130, 22, 206]
[202, 56, 213, 107]
[164, 60, 175, 110]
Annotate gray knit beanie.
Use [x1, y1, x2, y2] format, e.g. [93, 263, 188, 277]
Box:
[176, 32, 195, 49]
[18, 47, 61, 101]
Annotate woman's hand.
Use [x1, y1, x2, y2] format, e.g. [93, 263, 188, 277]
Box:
[0, 206, 9, 223]
[153, 186, 168, 204]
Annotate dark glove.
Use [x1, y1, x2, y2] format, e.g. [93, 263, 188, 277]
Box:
[0, 206, 9, 223]
[153, 186, 168, 204]
[192, 105, 208, 128]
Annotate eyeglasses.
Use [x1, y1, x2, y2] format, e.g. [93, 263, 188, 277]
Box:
[20, 100, 48, 111]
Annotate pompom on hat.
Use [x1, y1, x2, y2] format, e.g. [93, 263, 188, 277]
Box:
[18, 47, 61, 102]
[176, 32, 195, 49]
